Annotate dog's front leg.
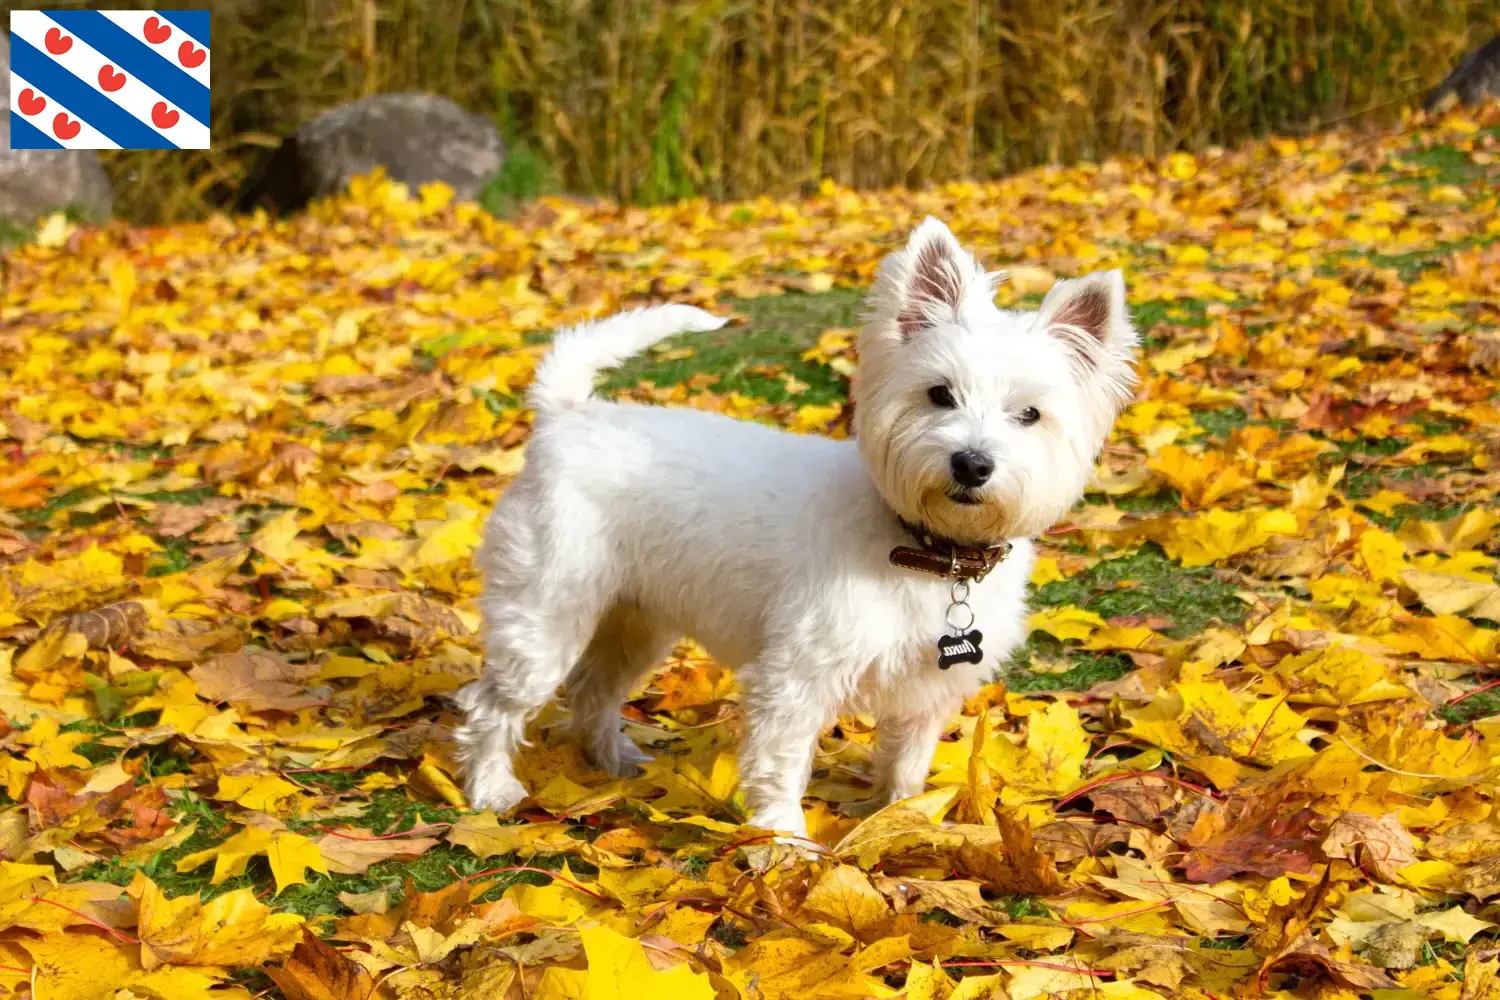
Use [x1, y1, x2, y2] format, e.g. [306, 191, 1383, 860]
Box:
[870, 711, 948, 806]
[737, 676, 824, 839]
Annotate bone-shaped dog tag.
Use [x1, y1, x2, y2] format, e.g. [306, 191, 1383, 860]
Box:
[937, 630, 984, 670]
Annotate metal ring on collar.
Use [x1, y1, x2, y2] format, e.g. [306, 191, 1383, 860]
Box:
[946, 602, 976, 632]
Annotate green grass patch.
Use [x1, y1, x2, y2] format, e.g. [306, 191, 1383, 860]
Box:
[1032, 544, 1246, 637]
[1440, 686, 1500, 727]
[360, 787, 465, 835]
[478, 138, 561, 217]
[599, 289, 863, 405]
[145, 537, 198, 577]
[1103, 490, 1183, 515]
[1343, 461, 1444, 499]
[16, 487, 97, 527]
[135, 485, 217, 505]
[1000, 543, 1245, 694]
[0, 203, 100, 249]
[1384, 142, 1487, 191]
[1130, 298, 1213, 350]
[1003, 645, 1133, 694]
[1194, 407, 1250, 438]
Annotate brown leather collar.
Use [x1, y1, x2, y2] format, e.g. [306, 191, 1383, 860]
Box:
[889, 518, 1012, 583]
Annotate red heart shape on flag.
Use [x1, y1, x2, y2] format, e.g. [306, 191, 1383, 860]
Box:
[99, 65, 127, 92]
[45, 27, 73, 55]
[152, 102, 180, 129]
[144, 16, 172, 44]
[18, 89, 46, 116]
[178, 41, 206, 69]
[53, 113, 81, 141]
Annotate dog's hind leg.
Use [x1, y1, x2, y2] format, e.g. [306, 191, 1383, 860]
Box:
[455, 617, 588, 813]
[565, 602, 675, 777]
[455, 513, 614, 813]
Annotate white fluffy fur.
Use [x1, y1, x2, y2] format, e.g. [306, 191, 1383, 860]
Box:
[455, 217, 1140, 836]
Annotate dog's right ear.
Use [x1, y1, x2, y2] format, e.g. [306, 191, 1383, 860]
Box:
[871, 217, 986, 340]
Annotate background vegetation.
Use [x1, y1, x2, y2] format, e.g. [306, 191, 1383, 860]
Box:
[28, 0, 1500, 222]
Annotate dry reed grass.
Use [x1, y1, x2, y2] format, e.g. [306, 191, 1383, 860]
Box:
[26, 0, 1499, 222]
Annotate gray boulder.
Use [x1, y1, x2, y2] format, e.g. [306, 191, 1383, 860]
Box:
[1424, 34, 1500, 111]
[237, 93, 504, 212]
[0, 35, 114, 226]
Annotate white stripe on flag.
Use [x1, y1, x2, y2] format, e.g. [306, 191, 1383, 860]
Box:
[8, 71, 122, 150]
[98, 9, 211, 88]
[10, 11, 210, 148]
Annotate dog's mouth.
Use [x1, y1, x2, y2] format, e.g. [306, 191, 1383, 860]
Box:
[947, 488, 984, 506]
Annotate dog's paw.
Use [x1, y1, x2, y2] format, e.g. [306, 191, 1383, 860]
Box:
[587, 736, 653, 779]
[746, 808, 810, 839]
[463, 770, 528, 814]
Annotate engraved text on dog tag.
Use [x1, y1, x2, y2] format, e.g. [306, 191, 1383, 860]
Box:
[937, 629, 984, 670]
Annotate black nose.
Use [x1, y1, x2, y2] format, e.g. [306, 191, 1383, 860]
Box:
[950, 450, 995, 488]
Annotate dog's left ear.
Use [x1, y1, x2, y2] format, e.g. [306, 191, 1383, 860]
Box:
[1036, 270, 1140, 413]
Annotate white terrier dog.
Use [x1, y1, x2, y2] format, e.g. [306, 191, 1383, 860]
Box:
[455, 217, 1139, 836]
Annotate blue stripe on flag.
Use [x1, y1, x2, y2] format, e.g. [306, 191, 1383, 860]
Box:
[158, 10, 211, 47]
[45, 10, 210, 125]
[9, 35, 178, 149]
[9, 111, 65, 150]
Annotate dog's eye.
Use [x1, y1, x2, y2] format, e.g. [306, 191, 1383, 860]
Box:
[928, 385, 957, 409]
[1018, 406, 1041, 426]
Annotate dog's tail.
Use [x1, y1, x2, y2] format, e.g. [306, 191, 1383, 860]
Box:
[528, 304, 729, 417]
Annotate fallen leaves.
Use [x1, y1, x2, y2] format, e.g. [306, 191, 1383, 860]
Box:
[0, 103, 1498, 998]
[132, 872, 305, 970]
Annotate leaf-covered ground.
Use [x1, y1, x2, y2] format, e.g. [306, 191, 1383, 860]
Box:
[2, 105, 1500, 999]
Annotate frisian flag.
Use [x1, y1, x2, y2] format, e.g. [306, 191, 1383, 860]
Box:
[7, 10, 209, 150]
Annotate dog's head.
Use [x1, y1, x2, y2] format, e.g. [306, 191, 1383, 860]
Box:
[853, 217, 1139, 544]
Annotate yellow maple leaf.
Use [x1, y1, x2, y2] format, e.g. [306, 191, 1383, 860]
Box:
[18, 932, 138, 1000]
[789, 403, 842, 434]
[1399, 508, 1500, 554]
[800, 864, 890, 935]
[131, 873, 304, 970]
[1274, 647, 1409, 707]
[1383, 614, 1498, 662]
[1028, 606, 1107, 642]
[1358, 527, 1407, 584]
[412, 503, 485, 569]
[177, 825, 324, 890]
[1152, 507, 1297, 568]
[266, 831, 329, 894]
[447, 813, 580, 859]
[250, 509, 305, 565]
[214, 773, 305, 812]
[983, 700, 1091, 803]
[1124, 680, 1309, 766]
[507, 882, 593, 926]
[1401, 569, 1500, 620]
[1147, 445, 1254, 507]
[542, 926, 714, 999]
[18, 716, 94, 770]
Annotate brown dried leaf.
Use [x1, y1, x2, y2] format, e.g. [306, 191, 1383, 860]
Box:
[1321, 811, 1418, 882]
[315, 828, 442, 875]
[1180, 798, 1321, 882]
[266, 930, 393, 1000]
[871, 876, 1003, 926]
[130, 618, 243, 662]
[954, 812, 1062, 896]
[189, 648, 325, 713]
